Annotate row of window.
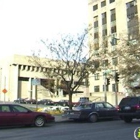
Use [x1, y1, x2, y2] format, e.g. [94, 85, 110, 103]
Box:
[93, 0, 115, 11]
[94, 84, 117, 92]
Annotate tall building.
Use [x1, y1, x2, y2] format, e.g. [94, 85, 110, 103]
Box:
[88, 0, 140, 105]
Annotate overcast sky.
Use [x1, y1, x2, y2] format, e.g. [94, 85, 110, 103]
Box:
[0, 0, 88, 58]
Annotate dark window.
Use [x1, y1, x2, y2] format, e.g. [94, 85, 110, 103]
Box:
[102, 28, 107, 36]
[102, 12, 107, 25]
[94, 16, 98, 28]
[112, 84, 115, 92]
[94, 42, 99, 50]
[101, 0, 106, 7]
[112, 57, 118, 65]
[110, 9, 116, 21]
[110, 0, 115, 3]
[94, 73, 100, 80]
[93, 4, 98, 11]
[94, 86, 100, 92]
[94, 32, 99, 39]
[111, 25, 116, 33]
[103, 85, 108, 91]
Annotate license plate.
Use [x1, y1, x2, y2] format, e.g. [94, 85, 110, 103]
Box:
[124, 106, 131, 110]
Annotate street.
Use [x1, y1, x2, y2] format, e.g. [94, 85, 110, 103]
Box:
[0, 119, 139, 140]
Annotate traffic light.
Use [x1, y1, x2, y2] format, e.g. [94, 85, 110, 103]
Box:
[115, 72, 119, 82]
[106, 78, 110, 85]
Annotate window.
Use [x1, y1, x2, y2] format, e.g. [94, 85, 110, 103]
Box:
[103, 85, 108, 91]
[101, 0, 106, 7]
[111, 25, 116, 33]
[112, 84, 115, 92]
[102, 12, 107, 25]
[94, 42, 99, 50]
[102, 28, 107, 36]
[94, 32, 99, 39]
[94, 86, 100, 92]
[112, 57, 118, 65]
[110, 9, 116, 22]
[94, 16, 98, 28]
[110, 0, 115, 3]
[93, 4, 98, 11]
[94, 73, 100, 80]
[0, 105, 11, 112]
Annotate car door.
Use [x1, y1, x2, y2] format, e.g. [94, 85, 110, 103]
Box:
[0, 105, 16, 126]
[11, 105, 34, 125]
[103, 102, 117, 117]
[95, 103, 107, 118]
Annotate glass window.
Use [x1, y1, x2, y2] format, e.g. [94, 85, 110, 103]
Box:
[12, 105, 29, 112]
[94, 73, 100, 80]
[93, 4, 98, 11]
[110, 9, 116, 22]
[0, 105, 11, 112]
[94, 16, 98, 28]
[111, 25, 116, 33]
[112, 84, 115, 92]
[110, 0, 115, 3]
[94, 86, 100, 92]
[101, 1, 106, 7]
[102, 12, 107, 25]
[104, 102, 114, 108]
[95, 103, 104, 109]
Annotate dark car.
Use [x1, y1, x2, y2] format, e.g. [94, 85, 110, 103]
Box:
[37, 99, 54, 105]
[0, 103, 55, 127]
[118, 96, 140, 123]
[62, 101, 118, 122]
[14, 98, 27, 104]
[55, 100, 70, 106]
[25, 99, 37, 104]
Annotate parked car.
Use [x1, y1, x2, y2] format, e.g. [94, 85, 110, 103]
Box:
[37, 99, 54, 105]
[62, 101, 118, 122]
[118, 96, 140, 123]
[0, 103, 55, 127]
[55, 100, 70, 106]
[13, 98, 27, 104]
[25, 99, 37, 104]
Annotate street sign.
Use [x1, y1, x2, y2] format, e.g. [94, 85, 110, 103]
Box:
[31, 78, 41, 85]
[2, 89, 7, 94]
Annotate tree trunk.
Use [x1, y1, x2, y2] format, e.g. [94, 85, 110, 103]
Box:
[68, 92, 73, 110]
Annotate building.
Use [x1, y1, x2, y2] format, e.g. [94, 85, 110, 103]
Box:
[0, 54, 87, 102]
[88, 0, 140, 105]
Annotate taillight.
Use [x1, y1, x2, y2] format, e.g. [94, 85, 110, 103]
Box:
[116, 106, 120, 111]
[134, 105, 140, 109]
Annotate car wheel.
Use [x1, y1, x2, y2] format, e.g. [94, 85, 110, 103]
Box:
[34, 116, 45, 127]
[123, 117, 132, 123]
[89, 114, 97, 123]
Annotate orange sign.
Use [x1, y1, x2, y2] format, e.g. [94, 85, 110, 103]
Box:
[2, 89, 7, 94]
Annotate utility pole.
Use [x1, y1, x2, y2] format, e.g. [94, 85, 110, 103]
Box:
[104, 72, 107, 102]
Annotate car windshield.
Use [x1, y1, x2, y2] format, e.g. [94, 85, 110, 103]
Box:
[119, 97, 139, 106]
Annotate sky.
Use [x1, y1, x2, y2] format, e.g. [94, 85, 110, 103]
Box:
[0, 0, 88, 58]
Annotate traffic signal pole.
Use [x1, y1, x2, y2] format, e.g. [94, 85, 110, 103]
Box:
[114, 72, 119, 106]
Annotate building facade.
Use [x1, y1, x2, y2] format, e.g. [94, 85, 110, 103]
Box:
[0, 55, 88, 102]
[88, 0, 140, 105]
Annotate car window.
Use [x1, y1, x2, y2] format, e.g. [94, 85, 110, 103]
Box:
[12, 105, 29, 112]
[79, 103, 92, 109]
[0, 105, 11, 112]
[119, 97, 139, 106]
[95, 103, 104, 109]
[104, 102, 114, 109]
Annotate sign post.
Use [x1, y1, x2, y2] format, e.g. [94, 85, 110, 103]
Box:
[2, 89, 7, 103]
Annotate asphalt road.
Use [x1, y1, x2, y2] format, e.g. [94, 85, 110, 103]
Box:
[0, 119, 139, 140]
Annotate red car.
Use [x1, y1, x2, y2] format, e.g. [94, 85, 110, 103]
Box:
[0, 103, 55, 127]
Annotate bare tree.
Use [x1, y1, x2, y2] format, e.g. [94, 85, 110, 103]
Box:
[29, 29, 101, 109]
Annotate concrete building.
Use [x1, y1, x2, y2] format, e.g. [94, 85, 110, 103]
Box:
[88, 0, 140, 105]
[0, 54, 90, 102]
